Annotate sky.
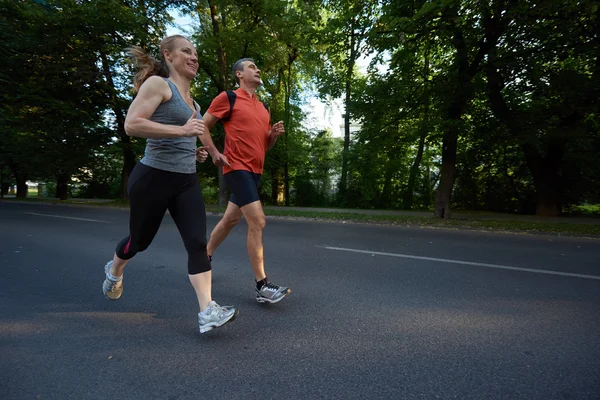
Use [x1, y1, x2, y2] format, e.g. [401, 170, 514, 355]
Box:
[167, 11, 345, 137]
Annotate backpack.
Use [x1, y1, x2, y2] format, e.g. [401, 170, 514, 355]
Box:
[221, 90, 269, 122]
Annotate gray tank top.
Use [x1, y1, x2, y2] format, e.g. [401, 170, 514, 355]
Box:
[140, 78, 200, 174]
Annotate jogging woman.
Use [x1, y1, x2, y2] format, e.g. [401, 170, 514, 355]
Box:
[102, 35, 237, 334]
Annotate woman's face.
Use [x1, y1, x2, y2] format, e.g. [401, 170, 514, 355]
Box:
[165, 38, 198, 80]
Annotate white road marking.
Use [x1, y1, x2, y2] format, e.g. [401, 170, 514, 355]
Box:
[320, 246, 600, 281]
[25, 212, 110, 223]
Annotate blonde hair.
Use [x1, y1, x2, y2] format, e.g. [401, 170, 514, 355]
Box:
[126, 35, 190, 93]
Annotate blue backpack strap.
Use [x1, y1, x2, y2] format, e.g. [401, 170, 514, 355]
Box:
[222, 90, 236, 122]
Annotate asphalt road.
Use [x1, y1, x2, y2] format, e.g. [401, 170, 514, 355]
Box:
[1, 201, 599, 400]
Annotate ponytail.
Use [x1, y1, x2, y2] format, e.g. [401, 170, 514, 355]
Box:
[126, 35, 190, 93]
[126, 46, 169, 93]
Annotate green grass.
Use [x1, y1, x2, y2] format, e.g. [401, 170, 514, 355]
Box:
[257, 209, 600, 236]
[569, 204, 600, 217]
[3, 197, 599, 237]
[204, 205, 600, 236]
[0, 196, 128, 207]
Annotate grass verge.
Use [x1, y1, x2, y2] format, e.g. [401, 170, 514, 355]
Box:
[3, 198, 599, 237]
[206, 205, 600, 237]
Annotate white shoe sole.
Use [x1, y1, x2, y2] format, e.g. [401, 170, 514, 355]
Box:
[256, 289, 291, 304]
[199, 309, 239, 334]
[103, 282, 123, 300]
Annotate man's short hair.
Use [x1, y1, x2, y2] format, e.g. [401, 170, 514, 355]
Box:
[232, 58, 255, 86]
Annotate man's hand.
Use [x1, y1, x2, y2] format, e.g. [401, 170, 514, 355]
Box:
[212, 152, 231, 167]
[196, 146, 209, 163]
[269, 121, 285, 138]
[180, 111, 205, 137]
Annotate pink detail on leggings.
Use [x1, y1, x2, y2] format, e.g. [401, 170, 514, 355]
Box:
[124, 237, 132, 254]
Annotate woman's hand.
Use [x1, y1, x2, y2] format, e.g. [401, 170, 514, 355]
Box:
[181, 111, 205, 137]
[196, 146, 209, 163]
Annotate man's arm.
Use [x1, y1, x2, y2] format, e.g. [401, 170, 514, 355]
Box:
[267, 121, 285, 150]
[200, 111, 230, 167]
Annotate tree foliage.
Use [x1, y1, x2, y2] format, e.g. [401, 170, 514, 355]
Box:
[1, 0, 598, 216]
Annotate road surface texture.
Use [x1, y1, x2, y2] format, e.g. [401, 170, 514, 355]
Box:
[1, 202, 599, 399]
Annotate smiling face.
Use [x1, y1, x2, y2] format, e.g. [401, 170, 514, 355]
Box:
[163, 37, 198, 80]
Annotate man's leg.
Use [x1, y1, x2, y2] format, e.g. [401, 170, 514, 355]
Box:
[206, 201, 243, 257]
[241, 200, 290, 304]
[221, 170, 289, 303]
[239, 200, 267, 281]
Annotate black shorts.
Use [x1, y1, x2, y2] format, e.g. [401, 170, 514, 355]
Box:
[224, 170, 261, 207]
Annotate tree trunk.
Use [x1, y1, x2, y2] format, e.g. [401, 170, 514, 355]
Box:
[433, 25, 467, 219]
[283, 163, 288, 206]
[405, 39, 430, 209]
[423, 147, 433, 209]
[100, 50, 136, 199]
[523, 143, 563, 216]
[9, 164, 27, 198]
[405, 131, 426, 210]
[120, 138, 137, 199]
[379, 157, 395, 209]
[283, 61, 293, 206]
[502, 147, 518, 210]
[434, 9, 495, 218]
[434, 122, 458, 218]
[483, 7, 567, 217]
[15, 176, 27, 198]
[55, 174, 69, 200]
[209, 0, 228, 91]
[16, 179, 27, 198]
[338, 22, 358, 206]
[271, 168, 279, 204]
[271, 162, 285, 205]
[206, 0, 229, 207]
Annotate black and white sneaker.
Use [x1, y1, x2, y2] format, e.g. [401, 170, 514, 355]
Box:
[256, 281, 290, 304]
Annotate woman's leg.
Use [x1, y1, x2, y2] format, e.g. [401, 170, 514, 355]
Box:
[168, 176, 237, 333]
[103, 164, 170, 300]
[116, 164, 171, 267]
[167, 175, 213, 311]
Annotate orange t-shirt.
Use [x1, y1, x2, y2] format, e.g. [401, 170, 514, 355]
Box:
[207, 89, 270, 175]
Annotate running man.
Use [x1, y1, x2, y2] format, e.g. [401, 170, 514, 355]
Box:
[199, 58, 290, 304]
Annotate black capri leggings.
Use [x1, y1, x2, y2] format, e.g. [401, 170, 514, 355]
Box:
[115, 162, 211, 275]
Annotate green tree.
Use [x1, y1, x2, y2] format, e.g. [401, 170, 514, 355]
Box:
[484, 0, 600, 215]
[187, 0, 320, 206]
[1, 0, 111, 199]
[314, 0, 379, 206]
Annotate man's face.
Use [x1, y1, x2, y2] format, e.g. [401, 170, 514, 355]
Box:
[238, 61, 261, 87]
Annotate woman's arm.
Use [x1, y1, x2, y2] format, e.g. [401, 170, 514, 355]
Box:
[124, 76, 204, 139]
